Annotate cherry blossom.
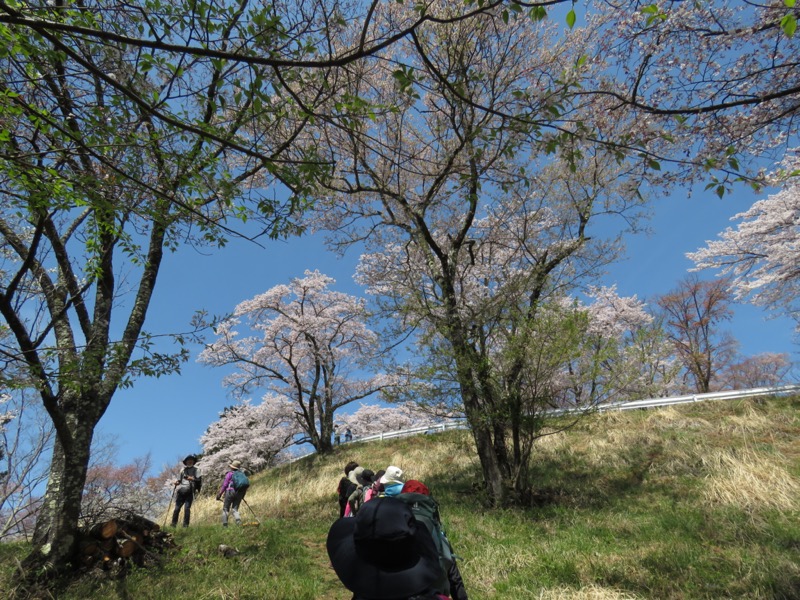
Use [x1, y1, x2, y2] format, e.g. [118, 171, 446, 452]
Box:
[198, 395, 300, 480]
[689, 153, 800, 327]
[199, 270, 397, 453]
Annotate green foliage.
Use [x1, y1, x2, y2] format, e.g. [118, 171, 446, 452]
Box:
[566, 8, 576, 29]
[781, 13, 797, 38]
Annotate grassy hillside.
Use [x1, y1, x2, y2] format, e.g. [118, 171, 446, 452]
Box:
[2, 396, 799, 599]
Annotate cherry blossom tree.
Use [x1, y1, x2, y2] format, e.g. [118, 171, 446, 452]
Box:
[335, 401, 446, 439]
[198, 395, 300, 481]
[199, 270, 396, 454]
[80, 452, 164, 524]
[558, 286, 671, 406]
[688, 153, 800, 328]
[656, 275, 739, 393]
[308, 4, 660, 504]
[720, 352, 793, 390]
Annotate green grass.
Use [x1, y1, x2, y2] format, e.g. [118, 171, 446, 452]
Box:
[2, 397, 799, 599]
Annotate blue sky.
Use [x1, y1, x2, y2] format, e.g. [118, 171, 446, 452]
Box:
[101, 183, 797, 473]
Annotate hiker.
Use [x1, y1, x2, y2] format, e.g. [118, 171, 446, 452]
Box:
[345, 467, 374, 517]
[327, 496, 448, 600]
[364, 469, 385, 503]
[216, 460, 248, 527]
[398, 480, 469, 600]
[171, 454, 202, 527]
[378, 465, 405, 497]
[337, 461, 359, 518]
[344, 427, 353, 442]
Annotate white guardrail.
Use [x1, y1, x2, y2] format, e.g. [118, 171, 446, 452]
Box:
[286, 384, 800, 463]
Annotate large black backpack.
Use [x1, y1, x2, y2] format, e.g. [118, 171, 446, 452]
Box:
[395, 492, 456, 597]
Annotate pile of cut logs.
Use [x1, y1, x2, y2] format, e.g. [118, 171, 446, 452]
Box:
[77, 514, 176, 572]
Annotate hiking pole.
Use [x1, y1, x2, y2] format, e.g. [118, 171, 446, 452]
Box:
[162, 486, 176, 529]
[241, 497, 261, 528]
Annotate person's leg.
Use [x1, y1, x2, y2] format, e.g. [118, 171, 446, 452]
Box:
[183, 493, 194, 527]
[171, 491, 185, 527]
[231, 492, 243, 526]
[222, 490, 233, 526]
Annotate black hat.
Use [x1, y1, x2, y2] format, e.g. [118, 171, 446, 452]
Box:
[357, 468, 375, 486]
[326, 497, 441, 599]
[182, 455, 197, 465]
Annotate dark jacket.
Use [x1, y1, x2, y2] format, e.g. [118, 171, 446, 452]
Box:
[337, 476, 357, 518]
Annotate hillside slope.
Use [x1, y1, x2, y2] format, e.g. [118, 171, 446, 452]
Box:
[2, 396, 799, 599]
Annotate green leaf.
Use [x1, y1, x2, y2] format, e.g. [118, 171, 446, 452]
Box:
[528, 6, 547, 21]
[785, 0, 796, 7]
[566, 8, 576, 29]
[781, 14, 796, 37]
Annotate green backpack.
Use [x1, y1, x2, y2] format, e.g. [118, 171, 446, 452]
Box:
[231, 470, 250, 492]
[395, 492, 456, 596]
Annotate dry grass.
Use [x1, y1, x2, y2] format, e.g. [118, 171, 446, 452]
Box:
[528, 585, 644, 600]
[701, 448, 800, 511]
[188, 431, 479, 525]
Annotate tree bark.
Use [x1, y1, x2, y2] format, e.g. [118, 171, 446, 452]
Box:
[23, 409, 96, 574]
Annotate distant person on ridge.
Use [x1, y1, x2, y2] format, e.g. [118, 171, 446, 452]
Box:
[344, 427, 353, 442]
[216, 460, 249, 527]
[171, 454, 201, 527]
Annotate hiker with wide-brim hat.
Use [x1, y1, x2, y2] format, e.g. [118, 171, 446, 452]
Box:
[327, 496, 446, 599]
[171, 454, 202, 527]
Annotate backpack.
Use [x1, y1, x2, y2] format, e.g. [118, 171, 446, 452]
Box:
[182, 466, 202, 493]
[231, 470, 250, 492]
[347, 485, 367, 516]
[395, 493, 456, 597]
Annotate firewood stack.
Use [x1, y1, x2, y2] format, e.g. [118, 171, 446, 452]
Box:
[77, 514, 176, 574]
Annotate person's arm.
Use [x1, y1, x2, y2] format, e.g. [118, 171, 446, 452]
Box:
[217, 472, 231, 500]
[447, 560, 469, 600]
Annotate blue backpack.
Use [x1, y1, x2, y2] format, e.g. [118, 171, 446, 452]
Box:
[231, 470, 250, 492]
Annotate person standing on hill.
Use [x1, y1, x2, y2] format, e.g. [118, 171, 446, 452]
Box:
[171, 455, 202, 527]
[216, 460, 249, 527]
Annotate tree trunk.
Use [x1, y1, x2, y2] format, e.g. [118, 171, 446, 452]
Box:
[471, 421, 507, 506]
[23, 415, 94, 574]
